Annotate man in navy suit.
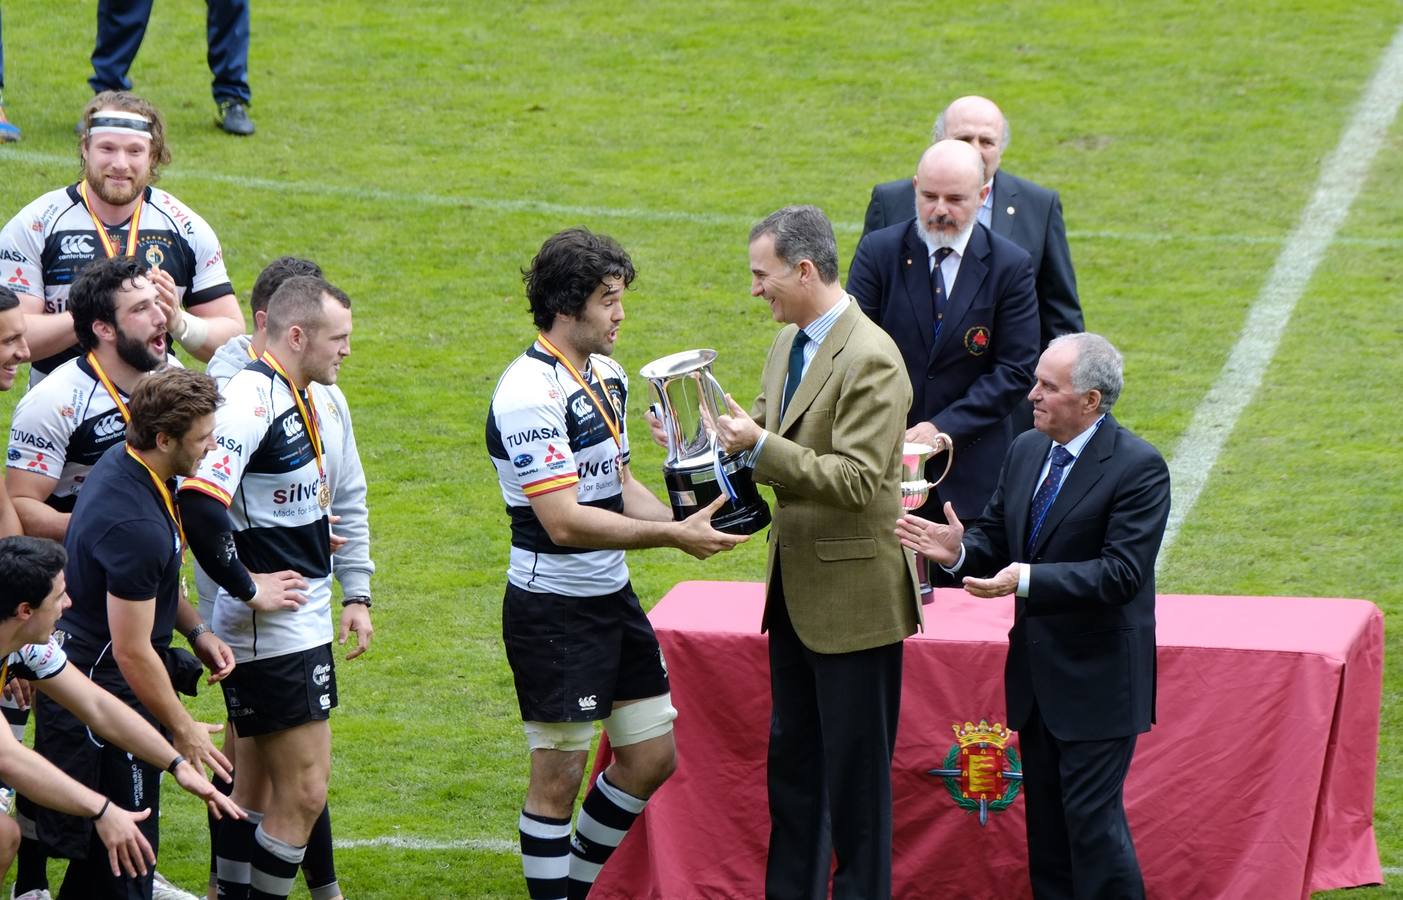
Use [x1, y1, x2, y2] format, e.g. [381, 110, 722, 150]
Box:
[897, 332, 1171, 899]
[848, 139, 1039, 521]
[855, 95, 1082, 358]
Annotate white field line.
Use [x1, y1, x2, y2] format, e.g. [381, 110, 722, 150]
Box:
[1157, 22, 1403, 563]
[335, 836, 518, 854]
[3, 147, 1401, 246]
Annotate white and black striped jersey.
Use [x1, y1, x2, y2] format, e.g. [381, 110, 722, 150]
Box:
[486, 343, 631, 597]
[4, 637, 68, 683]
[182, 358, 333, 662]
[0, 183, 233, 382]
[6, 355, 181, 511]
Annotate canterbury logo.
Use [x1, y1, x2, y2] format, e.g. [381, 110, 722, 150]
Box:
[92, 411, 125, 439]
[577, 695, 597, 711]
[60, 235, 95, 255]
[282, 416, 305, 439]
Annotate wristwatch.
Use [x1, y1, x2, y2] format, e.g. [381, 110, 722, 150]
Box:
[184, 623, 210, 643]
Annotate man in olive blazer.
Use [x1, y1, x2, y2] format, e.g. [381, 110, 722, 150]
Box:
[712, 205, 920, 900]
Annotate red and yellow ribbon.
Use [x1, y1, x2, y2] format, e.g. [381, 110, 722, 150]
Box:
[536, 334, 623, 451]
[86, 352, 131, 424]
[78, 180, 143, 260]
[125, 444, 184, 548]
[261, 351, 325, 483]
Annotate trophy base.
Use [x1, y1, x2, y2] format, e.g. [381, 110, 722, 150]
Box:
[664, 458, 771, 536]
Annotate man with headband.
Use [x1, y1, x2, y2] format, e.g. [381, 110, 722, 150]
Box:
[0, 91, 244, 388]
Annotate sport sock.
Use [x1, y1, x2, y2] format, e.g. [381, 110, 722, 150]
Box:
[519, 809, 571, 900]
[249, 822, 306, 900]
[301, 803, 340, 900]
[567, 772, 647, 898]
[216, 807, 261, 900]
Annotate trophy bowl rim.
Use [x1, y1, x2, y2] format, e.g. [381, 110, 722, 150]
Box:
[639, 348, 719, 380]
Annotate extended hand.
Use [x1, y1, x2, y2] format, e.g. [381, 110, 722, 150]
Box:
[714, 394, 763, 454]
[248, 570, 309, 612]
[962, 562, 1020, 599]
[676, 494, 749, 560]
[904, 421, 942, 446]
[175, 721, 234, 784]
[894, 502, 964, 567]
[92, 803, 155, 878]
[338, 604, 374, 660]
[172, 760, 245, 821]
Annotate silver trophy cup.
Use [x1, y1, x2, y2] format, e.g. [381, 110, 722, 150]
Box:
[902, 437, 954, 603]
[639, 349, 771, 535]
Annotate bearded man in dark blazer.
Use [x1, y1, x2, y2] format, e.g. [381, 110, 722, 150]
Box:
[897, 332, 1171, 899]
[855, 95, 1082, 358]
[848, 139, 1040, 521]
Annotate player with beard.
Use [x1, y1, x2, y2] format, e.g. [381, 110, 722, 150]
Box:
[847, 139, 1039, 524]
[7, 256, 177, 541]
[0, 90, 243, 386]
[30, 369, 238, 898]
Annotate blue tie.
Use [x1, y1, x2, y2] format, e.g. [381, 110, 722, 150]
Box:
[1026, 445, 1074, 556]
[781, 330, 811, 415]
[931, 247, 953, 339]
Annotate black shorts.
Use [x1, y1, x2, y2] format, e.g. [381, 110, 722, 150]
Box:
[502, 581, 669, 723]
[222, 644, 338, 738]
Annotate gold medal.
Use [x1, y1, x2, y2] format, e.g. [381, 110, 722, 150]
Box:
[318, 480, 331, 509]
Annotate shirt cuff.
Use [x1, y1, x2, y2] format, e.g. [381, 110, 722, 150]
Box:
[745, 433, 768, 467]
[939, 543, 967, 574]
[1016, 563, 1030, 597]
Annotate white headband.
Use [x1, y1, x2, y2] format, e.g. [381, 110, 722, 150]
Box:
[87, 109, 153, 139]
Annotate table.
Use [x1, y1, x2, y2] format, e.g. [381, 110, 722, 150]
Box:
[590, 581, 1383, 899]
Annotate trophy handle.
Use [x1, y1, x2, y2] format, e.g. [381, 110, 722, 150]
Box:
[928, 432, 955, 487]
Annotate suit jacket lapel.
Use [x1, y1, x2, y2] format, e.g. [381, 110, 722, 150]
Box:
[1028, 416, 1118, 558]
[928, 224, 990, 367]
[898, 223, 936, 353]
[990, 171, 1017, 238]
[777, 302, 854, 435]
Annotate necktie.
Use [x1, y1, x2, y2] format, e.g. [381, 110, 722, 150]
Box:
[1025, 445, 1074, 556]
[781, 330, 811, 415]
[931, 247, 954, 339]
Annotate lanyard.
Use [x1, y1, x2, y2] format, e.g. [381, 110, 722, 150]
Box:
[261, 351, 325, 483]
[124, 444, 184, 548]
[77, 181, 143, 259]
[86, 352, 131, 424]
[535, 334, 623, 451]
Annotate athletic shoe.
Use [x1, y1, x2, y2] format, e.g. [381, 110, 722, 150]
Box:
[216, 100, 255, 136]
[12, 888, 53, 900]
[0, 107, 20, 143]
[150, 871, 201, 900]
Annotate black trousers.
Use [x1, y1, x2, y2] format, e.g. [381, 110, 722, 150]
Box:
[1018, 705, 1143, 900]
[764, 576, 904, 900]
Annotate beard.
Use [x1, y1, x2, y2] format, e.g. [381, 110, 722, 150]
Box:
[86, 162, 147, 207]
[114, 326, 164, 372]
[912, 197, 978, 251]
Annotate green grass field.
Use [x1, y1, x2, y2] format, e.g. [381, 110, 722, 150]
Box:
[2, 1, 1401, 896]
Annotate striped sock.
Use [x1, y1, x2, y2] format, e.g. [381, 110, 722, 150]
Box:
[567, 773, 646, 899]
[249, 823, 306, 900]
[302, 803, 340, 900]
[519, 810, 571, 900]
[216, 807, 262, 900]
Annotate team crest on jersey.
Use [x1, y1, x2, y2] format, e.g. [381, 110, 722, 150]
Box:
[964, 326, 991, 357]
[145, 245, 165, 268]
[927, 720, 1023, 827]
[60, 406, 75, 419]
